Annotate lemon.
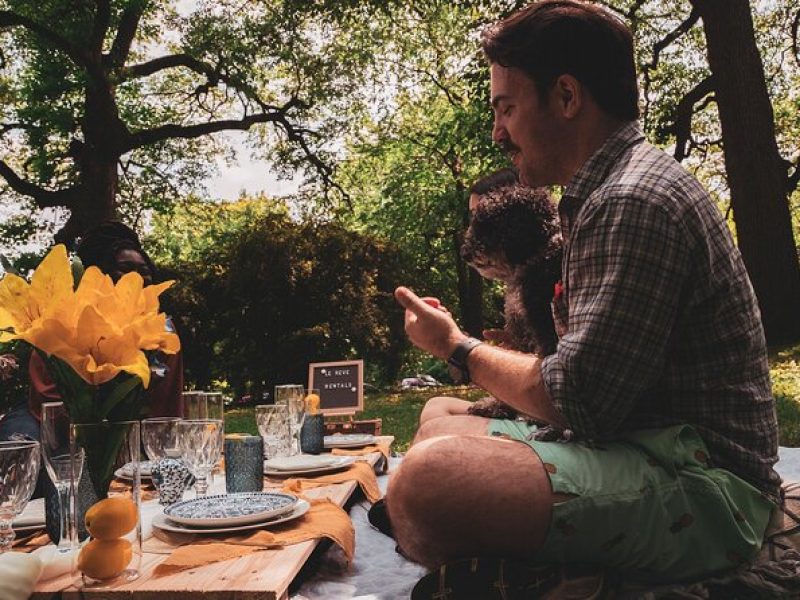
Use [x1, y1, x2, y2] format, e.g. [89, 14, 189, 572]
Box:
[85, 497, 137, 540]
[78, 539, 132, 580]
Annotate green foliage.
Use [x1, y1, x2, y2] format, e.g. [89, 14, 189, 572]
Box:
[147, 196, 408, 398]
[771, 343, 800, 446]
[0, 340, 30, 415]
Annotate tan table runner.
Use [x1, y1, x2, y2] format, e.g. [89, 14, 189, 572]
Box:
[151, 497, 354, 576]
[331, 440, 392, 473]
[279, 461, 382, 504]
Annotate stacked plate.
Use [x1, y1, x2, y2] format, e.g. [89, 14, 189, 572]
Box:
[114, 460, 154, 481]
[323, 434, 375, 449]
[263, 454, 355, 477]
[153, 491, 309, 534]
[12, 498, 45, 535]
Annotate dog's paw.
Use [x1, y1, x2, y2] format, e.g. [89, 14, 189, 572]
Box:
[467, 397, 520, 420]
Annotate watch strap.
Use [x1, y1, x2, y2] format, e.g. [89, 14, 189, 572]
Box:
[447, 337, 483, 384]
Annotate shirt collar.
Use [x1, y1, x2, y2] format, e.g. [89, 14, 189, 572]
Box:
[564, 120, 644, 202]
[558, 121, 644, 237]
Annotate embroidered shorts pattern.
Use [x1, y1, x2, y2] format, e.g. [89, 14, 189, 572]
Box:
[486, 421, 775, 583]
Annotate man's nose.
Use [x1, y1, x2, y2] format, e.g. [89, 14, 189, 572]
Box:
[492, 119, 507, 146]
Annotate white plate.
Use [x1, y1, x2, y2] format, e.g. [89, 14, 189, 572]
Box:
[12, 524, 45, 535]
[323, 434, 375, 449]
[265, 454, 348, 471]
[114, 460, 154, 481]
[264, 456, 355, 477]
[154, 499, 310, 534]
[163, 491, 297, 527]
[12, 498, 44, 530]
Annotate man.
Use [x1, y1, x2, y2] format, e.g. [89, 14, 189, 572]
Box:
[388, 0, 780, 589]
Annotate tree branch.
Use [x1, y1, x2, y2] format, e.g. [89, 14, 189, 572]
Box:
[0, 10, 89, 67]
[121, 53, 217, 80]
[92, 0, 112, 52]
[792, 9, 800, 68]
[0, 160, 81, 208]
[641, 6, 700, 128]
[126, 109, 291, 149]
[108, 2, 144, 67]
[670, 76, 715, 162]
[645, 6, 700, 72]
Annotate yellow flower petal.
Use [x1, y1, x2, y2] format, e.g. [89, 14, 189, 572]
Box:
[29, 245, 73, 319]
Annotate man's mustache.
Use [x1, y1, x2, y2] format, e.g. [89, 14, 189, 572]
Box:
[498, 139, 520, 155]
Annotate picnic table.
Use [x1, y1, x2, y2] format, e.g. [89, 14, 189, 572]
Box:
[30, 436, 393, 600]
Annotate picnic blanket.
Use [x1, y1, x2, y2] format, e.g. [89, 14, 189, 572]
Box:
[292, 448, 800, 600]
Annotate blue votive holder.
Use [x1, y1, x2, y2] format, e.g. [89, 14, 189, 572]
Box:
[300, 414, 325, 455]
[224, 435, 264, 493]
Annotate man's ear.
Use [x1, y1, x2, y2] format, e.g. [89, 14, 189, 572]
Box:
[553, 74, 582, 119]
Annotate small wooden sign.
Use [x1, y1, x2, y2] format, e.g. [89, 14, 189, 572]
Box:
[308, 360, 364, 416]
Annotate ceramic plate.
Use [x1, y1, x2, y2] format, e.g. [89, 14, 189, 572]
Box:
[323, 434, 375, 449]
[154, 498, 310, 534]
[265, 454, 348, 471]
[114, 460, 154, 481]
[12, 498, 44, 530]
[264, 456, 355, 477]
[164, 491, 297, 527]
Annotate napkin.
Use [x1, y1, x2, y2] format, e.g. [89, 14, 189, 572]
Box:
[280, 460, 382, 504]
[0, 552, 43, 600]
[152, 498, 354, 576]
[331, 439, 392, 473]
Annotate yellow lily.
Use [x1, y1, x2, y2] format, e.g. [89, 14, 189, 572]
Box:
[0, 244, 180, 388]
[0, 245, 72, 342]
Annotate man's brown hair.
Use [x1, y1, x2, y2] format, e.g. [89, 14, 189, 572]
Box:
[481, 0, 639, 121]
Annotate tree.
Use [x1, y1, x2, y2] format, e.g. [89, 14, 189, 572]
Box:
[147, 197, 408, 396]
[687, 0, 800, 344]
[0, 0, 390, 245]
[610, 0, 800, 344]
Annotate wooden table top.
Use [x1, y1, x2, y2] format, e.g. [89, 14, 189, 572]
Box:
[32, 437, 392, 600]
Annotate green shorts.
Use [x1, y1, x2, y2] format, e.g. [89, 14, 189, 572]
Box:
[487, 420, 775, 583]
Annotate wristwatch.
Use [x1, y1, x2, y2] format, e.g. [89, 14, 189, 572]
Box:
[447, 337, 483, 385]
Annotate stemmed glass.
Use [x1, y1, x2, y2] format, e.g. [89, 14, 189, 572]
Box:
[255, 405, 292, 459]
[141, 417, 181, 460]
[177, 419, 223, 497]
[41, 402, 84, 554]
[275, 385, 305, 455]
[0, 440, 41, 552]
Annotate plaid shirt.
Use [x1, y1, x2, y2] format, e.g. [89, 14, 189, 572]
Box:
[541, 122, 781, 500]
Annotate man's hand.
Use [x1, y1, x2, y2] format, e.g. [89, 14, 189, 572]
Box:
[395, 286, 467, 360]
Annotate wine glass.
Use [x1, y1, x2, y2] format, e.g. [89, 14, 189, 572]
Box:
[0, 440, 41, 552]
[177, 419, 223, 497]
[141, 417, 181, 460]
[275, 385, 305, 455]
[255, 405, 292, 459]
[41, 402, 84, 554]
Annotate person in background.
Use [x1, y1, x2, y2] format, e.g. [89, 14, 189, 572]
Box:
[0, 221, 183, 444]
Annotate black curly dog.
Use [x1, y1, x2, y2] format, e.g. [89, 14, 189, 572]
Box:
[460, 184, 562, 421]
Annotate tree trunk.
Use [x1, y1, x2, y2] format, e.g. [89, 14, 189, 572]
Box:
[54, 70, 122, 245]
[692, 0, 800, 345]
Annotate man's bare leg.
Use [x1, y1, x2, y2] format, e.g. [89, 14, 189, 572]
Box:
[418, 396, 472, 425]
[387, 415, 560, 568]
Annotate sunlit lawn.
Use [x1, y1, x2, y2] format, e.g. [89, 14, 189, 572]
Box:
[226, 343, 800, 453]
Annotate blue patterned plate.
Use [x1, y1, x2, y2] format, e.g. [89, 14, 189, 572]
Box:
[154, 499, 310, 534]
[164, 491, 297, 527]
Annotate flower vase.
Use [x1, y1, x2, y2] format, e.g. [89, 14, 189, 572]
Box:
[69, 421, 142, 588]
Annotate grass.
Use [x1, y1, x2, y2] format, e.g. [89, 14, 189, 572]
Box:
[225, 343, 800, 453]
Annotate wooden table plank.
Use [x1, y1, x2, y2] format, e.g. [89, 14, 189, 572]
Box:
[32, 437, 392, 599]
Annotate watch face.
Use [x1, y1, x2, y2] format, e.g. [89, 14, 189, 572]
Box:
[448, 363, 466, 385]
